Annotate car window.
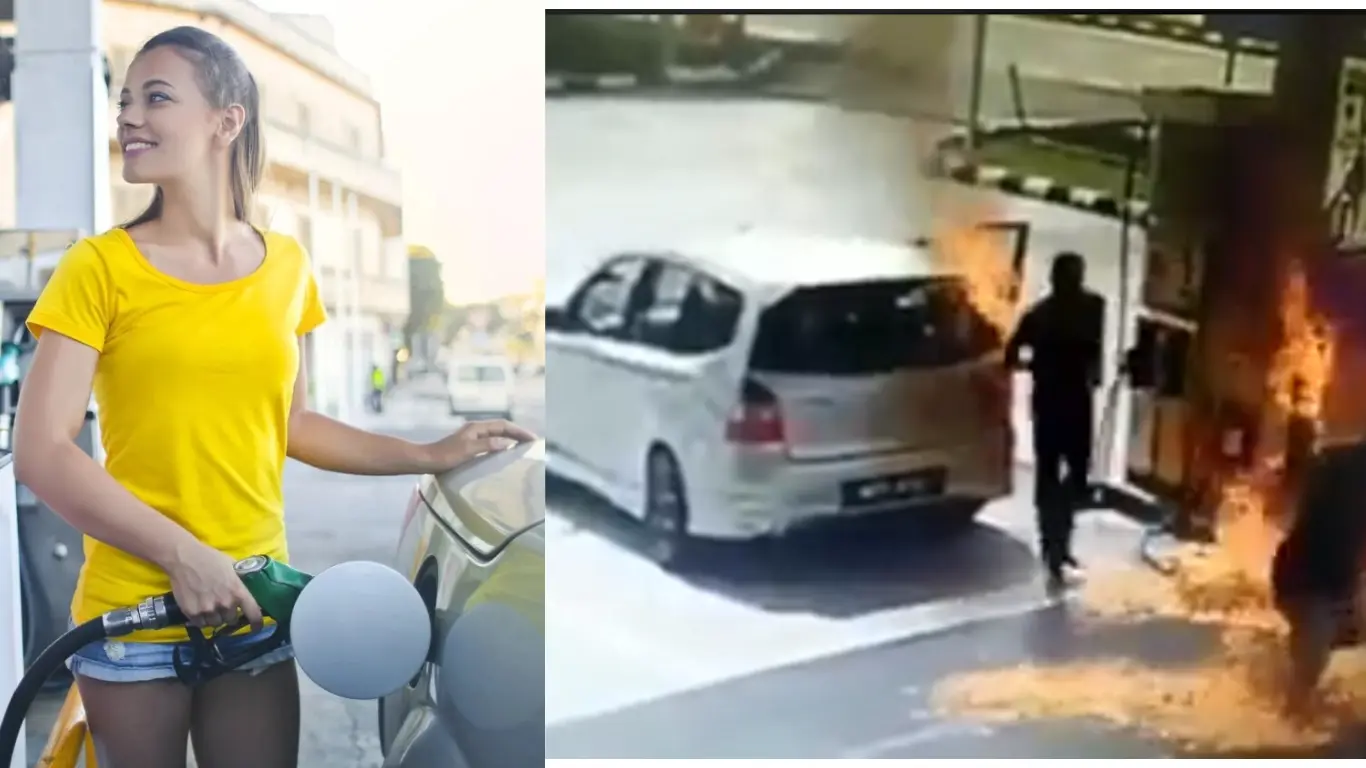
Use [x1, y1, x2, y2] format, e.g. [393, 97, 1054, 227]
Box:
[674, 273, 743, 353]
[571, 256, 646, 336]
[456, 365, 507, 383]
[748, 277, 1000, 375]
[630, 262, 693, 347]
[631, 262, 743, 354]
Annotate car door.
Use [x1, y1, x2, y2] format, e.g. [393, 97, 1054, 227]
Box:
[609, 258, 689, 504]
[953, 220, 1030, 479]
[547, 255, 650, 481]
[620, 260, 748, 513]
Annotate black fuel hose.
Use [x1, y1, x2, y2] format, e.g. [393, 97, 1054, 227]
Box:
[0, 594, 183, 767]
[0, 615, 103, 766]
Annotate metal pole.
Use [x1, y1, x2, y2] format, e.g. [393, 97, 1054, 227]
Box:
[654, 14, 678, 86]
[1117, 126, 1144, 342]
[1007, 63, 1028, 130]
[1107, 121, 1150, 484]
[8, 0, 109, 760]
[965, 14, 988, 152]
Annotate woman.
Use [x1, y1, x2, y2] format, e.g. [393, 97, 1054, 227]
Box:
[13, 26, 534, 768]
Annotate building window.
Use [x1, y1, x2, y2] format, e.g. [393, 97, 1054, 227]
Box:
[346, 123, 362, 154]
[298, 214, 314, 255]
[297, 101, 311, 137]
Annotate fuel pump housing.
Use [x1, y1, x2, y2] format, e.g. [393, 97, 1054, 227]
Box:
[1123, 84, 1366, 543]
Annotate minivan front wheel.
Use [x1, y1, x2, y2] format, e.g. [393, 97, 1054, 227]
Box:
[644, 448, 693, 571]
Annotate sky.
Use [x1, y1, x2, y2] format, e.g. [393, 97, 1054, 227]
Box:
[253, 1, 544, 304]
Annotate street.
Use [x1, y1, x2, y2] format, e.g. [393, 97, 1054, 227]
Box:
[21, 373, 544, 767]
[541, 93, 1289, 758]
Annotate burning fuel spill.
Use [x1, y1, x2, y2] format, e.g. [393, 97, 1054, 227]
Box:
[932, 260, 1351, 754]
[932, 547, 1366, 754]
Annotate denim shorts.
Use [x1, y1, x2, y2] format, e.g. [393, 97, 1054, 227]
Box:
[66, 618, 295, 684]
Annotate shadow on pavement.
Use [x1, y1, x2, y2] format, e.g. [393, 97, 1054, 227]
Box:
[548, 474, 1037, 619]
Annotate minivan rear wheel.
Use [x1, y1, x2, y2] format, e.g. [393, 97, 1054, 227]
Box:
[644, 448, 693, 571]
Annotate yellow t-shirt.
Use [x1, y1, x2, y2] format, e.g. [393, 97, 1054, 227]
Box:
[26, 227, 327, 642]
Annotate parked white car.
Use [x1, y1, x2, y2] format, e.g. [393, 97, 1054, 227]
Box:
[446, 355, 515, 420]
[546, 227, 1028, 569]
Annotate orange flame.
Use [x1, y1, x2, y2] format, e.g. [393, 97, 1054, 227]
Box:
[1269, 259, 1336, 422]
[929, 213, 1019, 340]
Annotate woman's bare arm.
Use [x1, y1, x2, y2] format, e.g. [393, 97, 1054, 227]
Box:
[14, 333, 200, 570]
[285, 339, 535, 476]
[285, 337, 433, 475]
[287, 409, 437, 475]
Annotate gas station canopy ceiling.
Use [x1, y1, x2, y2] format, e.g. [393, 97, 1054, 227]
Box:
[1204, 13, 1366, 47]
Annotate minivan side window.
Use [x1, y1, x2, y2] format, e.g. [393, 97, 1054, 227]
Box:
[629, 262, 692, 348]
[631, 262, 743, 354]
[571, 256, 646, 337]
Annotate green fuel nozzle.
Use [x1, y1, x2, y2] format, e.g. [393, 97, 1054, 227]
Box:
[100, 555, 313, 638]
[231, 554, 314, 627]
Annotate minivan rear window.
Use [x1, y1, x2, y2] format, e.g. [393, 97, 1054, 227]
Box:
[456, 365, 507, 382]
[748, 278, 1002, 375]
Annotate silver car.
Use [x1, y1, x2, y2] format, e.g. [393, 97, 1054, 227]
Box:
[546, 227, 1028, 569]
[378, 440, 545, 767]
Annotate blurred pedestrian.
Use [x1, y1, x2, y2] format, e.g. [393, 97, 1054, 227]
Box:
[1004, 252, 1106, 593]
[369, 363, 387, 413]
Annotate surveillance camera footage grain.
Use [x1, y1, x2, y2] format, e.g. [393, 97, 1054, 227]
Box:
[545, 12, 1366, 760]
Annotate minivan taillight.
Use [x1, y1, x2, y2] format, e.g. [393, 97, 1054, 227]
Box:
[726, 378, 786, 446]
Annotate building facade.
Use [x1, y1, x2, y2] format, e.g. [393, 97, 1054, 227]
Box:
[0, 0, 408, 422]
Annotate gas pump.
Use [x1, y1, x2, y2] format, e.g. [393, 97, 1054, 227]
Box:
[0, 230, 93, 684]
[1107, 84, 1366, 545]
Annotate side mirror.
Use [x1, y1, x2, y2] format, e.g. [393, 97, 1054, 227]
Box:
[545, 307, 571, 332]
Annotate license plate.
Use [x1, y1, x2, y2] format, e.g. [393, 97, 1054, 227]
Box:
[840, 468, 946, 508]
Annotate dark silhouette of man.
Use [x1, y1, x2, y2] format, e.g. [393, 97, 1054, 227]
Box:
[1005, 252, 1105, 591]
[1271, 438, 1366, 709]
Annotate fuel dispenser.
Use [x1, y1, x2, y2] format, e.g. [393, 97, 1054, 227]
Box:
[1114, 86, 1366, 543]
[0, 230, 94, 681]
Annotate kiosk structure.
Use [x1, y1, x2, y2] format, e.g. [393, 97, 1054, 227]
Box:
[1108, 16, 1366, 544]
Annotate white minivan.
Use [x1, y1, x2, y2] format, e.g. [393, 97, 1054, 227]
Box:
[446, 355, 515, 420]
[546, 227, 1028, 569]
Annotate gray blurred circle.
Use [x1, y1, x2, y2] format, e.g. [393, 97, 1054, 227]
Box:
[438, 601, 544, 730]
[291, 560, 431, 700]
